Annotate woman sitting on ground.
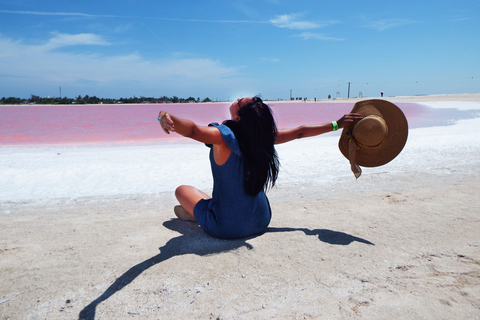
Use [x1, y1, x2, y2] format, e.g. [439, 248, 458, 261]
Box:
[158, 96, 361, 239]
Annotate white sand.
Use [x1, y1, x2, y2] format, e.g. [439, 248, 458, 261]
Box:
[1, 95, 479, 319]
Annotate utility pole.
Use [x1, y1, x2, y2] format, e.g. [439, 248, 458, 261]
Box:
[59, 87, 62, 98]
[290, 90, 292, 100]
[347, 82, 350, 98]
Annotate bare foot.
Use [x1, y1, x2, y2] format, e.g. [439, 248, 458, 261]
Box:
[174, 205, 196, 221]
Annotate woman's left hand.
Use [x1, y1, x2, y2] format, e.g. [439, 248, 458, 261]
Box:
[336, 113, 363, 129]
[158, 111, 175, 134]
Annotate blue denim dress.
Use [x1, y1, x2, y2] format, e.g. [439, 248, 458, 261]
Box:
[193, 123, 271, 239]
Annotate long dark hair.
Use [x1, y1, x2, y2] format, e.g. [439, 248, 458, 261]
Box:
[224, 97, 280, 196]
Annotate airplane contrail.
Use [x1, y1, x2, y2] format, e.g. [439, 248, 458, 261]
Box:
[0, 10, 268, 24]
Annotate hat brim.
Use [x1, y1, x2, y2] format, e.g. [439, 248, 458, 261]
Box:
[339, 99, 408, 167]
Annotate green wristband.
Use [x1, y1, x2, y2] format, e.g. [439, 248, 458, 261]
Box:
[331, 121, 339, 131]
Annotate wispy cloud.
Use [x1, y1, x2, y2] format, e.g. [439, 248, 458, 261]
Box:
[0, 34, 241, 96]
[451, 16, 472, 22]
[270, 13, 329, 30]
[0, 9, 267, 24]
[269, 14, 341, 41]
[0, 9, 116, 18]
[364, 18, 419, 31]
[1, 9, 343, 30]
[295, 32, 344, 41]
[44, 32, 110, 50]
[260, 57, 280, 63]
[113, 23, 133, 33]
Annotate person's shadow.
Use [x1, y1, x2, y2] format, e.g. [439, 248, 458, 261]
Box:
[78, 219, 256, 319]
[78, 220, 373, 319]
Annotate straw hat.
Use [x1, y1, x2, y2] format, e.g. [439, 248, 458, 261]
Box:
[338, 99, 408, 178]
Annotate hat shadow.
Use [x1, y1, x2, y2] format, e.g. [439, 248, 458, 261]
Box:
[78, 221, 373, 319]
[267, 227, 375, 246]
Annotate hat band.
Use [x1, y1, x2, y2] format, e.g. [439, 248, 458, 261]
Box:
[348, 137, 362, 179]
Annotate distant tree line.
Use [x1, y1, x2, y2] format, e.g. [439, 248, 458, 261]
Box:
[0, 95, 213, 105]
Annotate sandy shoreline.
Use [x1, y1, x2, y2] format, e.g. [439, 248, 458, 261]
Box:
[1, 94, 480, 319]
[2, 93, 480, 108]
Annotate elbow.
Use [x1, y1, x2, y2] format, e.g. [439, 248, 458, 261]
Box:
[185, 125, 200, 139]
[275, 126, 307, 144]
[295, 125, 308, 140]
[295, 134, 306, 140]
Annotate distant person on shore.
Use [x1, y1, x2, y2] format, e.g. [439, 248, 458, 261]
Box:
[381, 91, 384, 97]
[158, 97, 361, 239]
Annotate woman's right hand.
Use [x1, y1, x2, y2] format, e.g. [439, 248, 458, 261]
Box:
[158, 111, 175, 134]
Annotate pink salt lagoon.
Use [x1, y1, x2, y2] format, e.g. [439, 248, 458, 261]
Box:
[0, 101, 470, 146]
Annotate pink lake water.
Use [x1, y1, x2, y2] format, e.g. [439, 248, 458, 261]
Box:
[0, 101, 476, 146]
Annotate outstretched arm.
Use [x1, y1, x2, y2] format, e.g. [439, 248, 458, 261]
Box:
[275, 113, 362, 144]
[158, 111, 224, 145]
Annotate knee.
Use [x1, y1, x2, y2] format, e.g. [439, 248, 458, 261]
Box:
[175, 185, 189, 200]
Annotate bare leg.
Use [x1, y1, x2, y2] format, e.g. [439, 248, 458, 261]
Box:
[174, 185, 210, 221]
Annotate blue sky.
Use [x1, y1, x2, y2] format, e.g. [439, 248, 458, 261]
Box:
[1, 0, 479, 100]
